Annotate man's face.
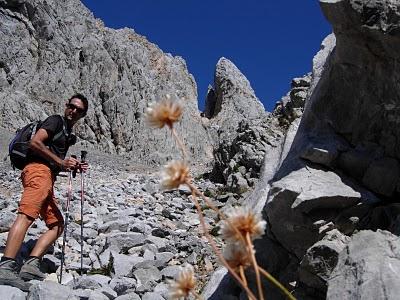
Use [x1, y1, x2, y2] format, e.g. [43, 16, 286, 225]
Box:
[65, 98, 86, 123]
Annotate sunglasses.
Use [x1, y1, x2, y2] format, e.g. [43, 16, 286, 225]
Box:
[66, 103, 85, 114]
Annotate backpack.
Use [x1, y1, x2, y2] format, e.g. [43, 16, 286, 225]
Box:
[8, 117, 68, 170]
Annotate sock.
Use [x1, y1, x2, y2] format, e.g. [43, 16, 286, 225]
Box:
[25, 255, 40, 262]
[0, 256, 15, 262]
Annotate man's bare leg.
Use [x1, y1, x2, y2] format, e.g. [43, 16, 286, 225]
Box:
[30, 223, 63, 257]
[19, 222, 63, 281]
[3, 213, 33, 259]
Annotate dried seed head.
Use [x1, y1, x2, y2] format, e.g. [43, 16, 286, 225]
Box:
[161, 160, 191, 189]
[145, 95, 183, 129]
[169, 264, 197, 299]
[220, 207, 266, 244]
[223, 243, 253, 272]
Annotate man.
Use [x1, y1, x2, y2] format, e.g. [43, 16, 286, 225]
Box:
[0, 94, 89, 290]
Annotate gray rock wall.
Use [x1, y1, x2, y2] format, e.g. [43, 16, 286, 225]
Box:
[238, 1, 400, 299]
[0, 0, 211, 165]
[204, 57, 312, 193]
[327, 230, 400, 300]
[203, 57, 268, 186]
[303, 0, 400, 197]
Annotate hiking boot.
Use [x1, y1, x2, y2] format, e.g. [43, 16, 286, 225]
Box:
[19, 257, 46, 281]
[0, 259, 31, 292]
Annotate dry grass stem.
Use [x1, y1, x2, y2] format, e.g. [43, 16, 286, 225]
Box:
[239, 265, 248, 287]
[148, 97, 295, 300]
[171, 126, 188, 161]
[190, 184, 247, 246]
[145, 95, 183, 129]
[259, 267, 297, 300]
[190, 190, 257, 300]
[246, 233, 264, 300]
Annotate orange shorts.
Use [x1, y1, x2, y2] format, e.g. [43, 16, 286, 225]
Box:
[18, 162, 64, 227]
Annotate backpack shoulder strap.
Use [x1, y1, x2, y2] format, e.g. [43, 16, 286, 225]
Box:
[51, 115, 70, 142]
[30, 121, 41, 140]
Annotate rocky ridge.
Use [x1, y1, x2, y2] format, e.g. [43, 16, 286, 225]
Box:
[205, 57, 311, 194]
[0, 0, 212, 166]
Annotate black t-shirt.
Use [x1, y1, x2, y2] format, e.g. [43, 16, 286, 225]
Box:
[30, 115, 75, 172]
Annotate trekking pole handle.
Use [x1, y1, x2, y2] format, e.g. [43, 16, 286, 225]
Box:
[71, 155, 77, 178]
[81, 150, 87, 163]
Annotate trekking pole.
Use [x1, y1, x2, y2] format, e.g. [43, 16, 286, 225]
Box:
[79, 150, 87, 275]
[59, 169, 73, 284]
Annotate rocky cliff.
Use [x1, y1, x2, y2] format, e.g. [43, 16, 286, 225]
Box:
[0, 0, 276, 177]
[205, 0, 400, 299]
[0, 0, 212, 166]
[203, 57, 308, 193]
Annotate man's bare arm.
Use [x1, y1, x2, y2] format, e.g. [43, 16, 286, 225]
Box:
[30, 128, 79, 171]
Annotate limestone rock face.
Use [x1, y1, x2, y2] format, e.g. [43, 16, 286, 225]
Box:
[241, 1, 400, 299]
[204, 57, 268, 186]
[304, 0, 400, 197]
[0, 0, 211, 165]
[205, 57, 267, 148]
[206, 1, 400, 298]
[299, 229, 350, 294]
[202, 64, 318, 297]
[267, 166, 378, 259]
[274, 73, 312, 129]
[205, 58, 313, 193]
[204, 57, 266, 141]
[327, 230, 400, 300]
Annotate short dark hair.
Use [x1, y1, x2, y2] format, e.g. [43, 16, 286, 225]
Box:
[68, 93, 89, 115]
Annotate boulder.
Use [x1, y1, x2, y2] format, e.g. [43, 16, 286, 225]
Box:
[0, 285, 26, 300]
[299, 229, 350, 293]
[27, 281, 76, 300]
[266, 165, 378, 258]
[327, 230, 400, 300]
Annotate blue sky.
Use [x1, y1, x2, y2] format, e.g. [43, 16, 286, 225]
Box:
[81, 0, 331, 112]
